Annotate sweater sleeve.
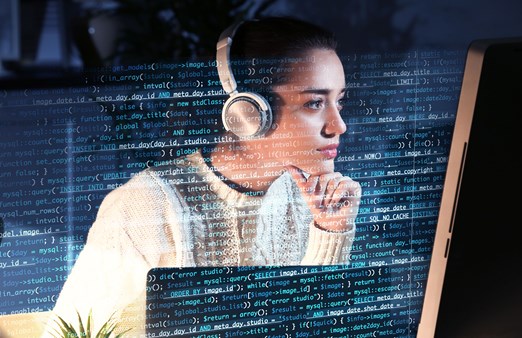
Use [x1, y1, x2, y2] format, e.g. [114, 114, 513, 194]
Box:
[286, 172, 357, 266]
[300, 222, 356, 265]
[254, 172, 356, 266]
[40, 171, 178, 337]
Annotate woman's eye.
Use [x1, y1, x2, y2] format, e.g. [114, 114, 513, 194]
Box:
[337, 98, 347, 109]
[304, 99, 324, 110]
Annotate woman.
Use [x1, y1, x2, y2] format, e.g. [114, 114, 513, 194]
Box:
[42, 17, 361, 337]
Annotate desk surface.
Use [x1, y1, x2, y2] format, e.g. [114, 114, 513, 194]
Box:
[0, 311, 50, 338]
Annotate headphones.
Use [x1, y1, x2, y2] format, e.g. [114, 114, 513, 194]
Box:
[216, 20, 273, 139]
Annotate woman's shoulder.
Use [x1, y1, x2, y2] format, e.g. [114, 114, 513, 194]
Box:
[89, 163, 190, 258]
[96, 152, 206, 212]
[99, 168, 168, 206]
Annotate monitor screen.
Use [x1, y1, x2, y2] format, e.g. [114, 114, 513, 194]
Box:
[1, 45, 464, 337]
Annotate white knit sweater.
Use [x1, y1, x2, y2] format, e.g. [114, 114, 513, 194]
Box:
[42, 151, 355, 337]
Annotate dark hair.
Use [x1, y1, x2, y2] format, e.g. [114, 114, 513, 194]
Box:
[230, 17, 338, 88]
[232, 17, 337, 58]
[214, 17, 340, 136]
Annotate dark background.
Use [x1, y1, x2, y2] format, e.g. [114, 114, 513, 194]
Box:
[1, 0, 522, 80]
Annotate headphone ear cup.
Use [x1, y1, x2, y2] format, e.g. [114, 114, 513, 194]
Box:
[222, 92, 272, 138]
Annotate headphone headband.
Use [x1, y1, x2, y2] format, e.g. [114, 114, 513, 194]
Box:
[216, 21, 244, 94]
[215, 20, 273, 139]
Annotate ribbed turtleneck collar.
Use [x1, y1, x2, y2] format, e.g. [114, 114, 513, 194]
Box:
[184, 150, 270, 209]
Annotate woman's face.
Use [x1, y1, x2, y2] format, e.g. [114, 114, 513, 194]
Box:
[265, 48, 347, 175]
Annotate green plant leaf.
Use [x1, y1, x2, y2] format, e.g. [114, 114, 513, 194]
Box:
[86, 310, 92, 338]
[54, 315, 79, 337]
[77, 311, 86, 337]
[51, 310, 131, 338]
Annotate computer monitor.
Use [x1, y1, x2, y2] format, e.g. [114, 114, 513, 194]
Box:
[419, 37, 522, 338]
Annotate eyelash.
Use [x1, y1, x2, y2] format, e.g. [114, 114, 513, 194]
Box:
[304, 99, 325, 110]
[304, 98, 346, 110]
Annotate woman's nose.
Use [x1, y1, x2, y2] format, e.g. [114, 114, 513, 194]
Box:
[323, 106, 347, 136]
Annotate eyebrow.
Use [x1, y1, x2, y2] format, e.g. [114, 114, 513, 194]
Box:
[299, 88, 347, 95]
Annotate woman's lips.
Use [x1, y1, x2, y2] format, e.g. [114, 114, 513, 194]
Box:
[317, 144, 338, 159]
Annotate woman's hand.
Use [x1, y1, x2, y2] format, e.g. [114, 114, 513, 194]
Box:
[287, 165, 361, 232]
